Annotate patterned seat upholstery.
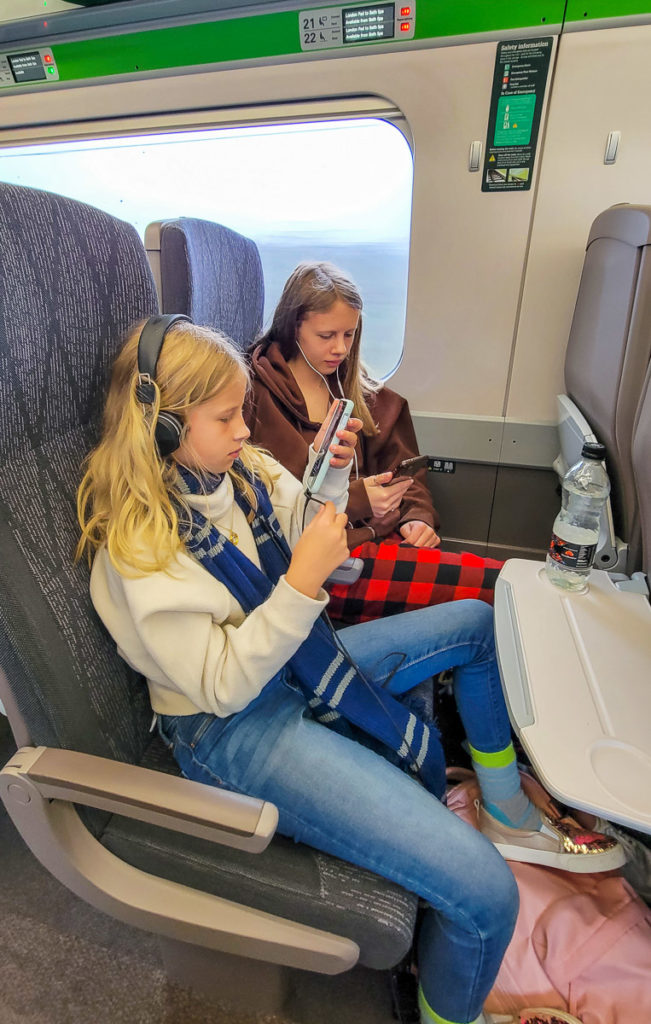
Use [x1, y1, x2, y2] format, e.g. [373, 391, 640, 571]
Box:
[0, 182, 159, 765]
[157, 217, 264, 349]
[0, 183, 417, 971]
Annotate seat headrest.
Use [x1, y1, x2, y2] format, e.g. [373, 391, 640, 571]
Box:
[158, 217, 264, 350]
[0, 182, 159, 465]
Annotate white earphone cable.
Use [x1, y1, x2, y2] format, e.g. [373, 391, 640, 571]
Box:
[296, 341, 358, 479]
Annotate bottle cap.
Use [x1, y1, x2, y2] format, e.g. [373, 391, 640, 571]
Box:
[581, 441, 606, 460]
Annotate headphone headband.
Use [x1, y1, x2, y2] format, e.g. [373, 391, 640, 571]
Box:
[136, 313, 192, 456]
[136, 313, 192, 403]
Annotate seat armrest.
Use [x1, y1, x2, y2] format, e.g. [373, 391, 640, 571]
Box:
[4, 746, 277, 853]
[0, 746, 358, 972]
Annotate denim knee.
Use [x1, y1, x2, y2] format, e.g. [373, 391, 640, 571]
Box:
[475, 849, 520, 939]
[467, 598, 496, 650]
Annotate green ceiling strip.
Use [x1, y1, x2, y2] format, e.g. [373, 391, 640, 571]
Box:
[565, 0, 651, 21]
[415, 1, 565, 37]
[53, 12, 296, 80]
[50, 3, 566, 83]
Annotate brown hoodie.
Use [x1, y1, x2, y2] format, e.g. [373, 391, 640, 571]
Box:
[246, 341, 439, 551]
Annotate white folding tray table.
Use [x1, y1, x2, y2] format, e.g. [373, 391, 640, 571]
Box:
[495, 559, 651, 833]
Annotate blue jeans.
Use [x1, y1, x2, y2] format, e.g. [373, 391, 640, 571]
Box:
[159, 600, 518, 1023]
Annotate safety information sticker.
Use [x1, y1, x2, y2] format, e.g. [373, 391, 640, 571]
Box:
[482, 37, 552, 192]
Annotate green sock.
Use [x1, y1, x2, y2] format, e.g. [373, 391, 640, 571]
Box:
[469, 742, 541, 831]
[418, 983, 484, 1024]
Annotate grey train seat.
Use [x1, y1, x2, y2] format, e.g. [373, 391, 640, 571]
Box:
[145, 217, 264, 349]
[495, 358, 651, 835]
[556, 204, 651, 572]
[632, 366, 651, 619]
[0, 183, 418, 999]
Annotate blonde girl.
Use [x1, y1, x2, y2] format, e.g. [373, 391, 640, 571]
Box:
[79, 316, 621, 1024]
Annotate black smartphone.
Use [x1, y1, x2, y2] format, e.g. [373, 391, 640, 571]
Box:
[382, 454, 428, 484]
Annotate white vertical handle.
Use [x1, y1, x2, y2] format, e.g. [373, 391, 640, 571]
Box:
[604, 131, 621, 165]
[468, 140, 482, 172]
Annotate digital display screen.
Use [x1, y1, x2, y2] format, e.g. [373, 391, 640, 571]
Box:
[343, 4, 395, 43]
[8, 52, 46, 84]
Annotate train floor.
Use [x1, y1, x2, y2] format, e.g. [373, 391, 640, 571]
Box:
[0, 712, 398, 1024]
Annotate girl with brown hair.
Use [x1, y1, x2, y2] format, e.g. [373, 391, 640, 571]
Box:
[247, 261, 504, 626]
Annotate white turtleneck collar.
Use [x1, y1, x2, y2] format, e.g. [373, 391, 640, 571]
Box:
[183, 473, 260, 566]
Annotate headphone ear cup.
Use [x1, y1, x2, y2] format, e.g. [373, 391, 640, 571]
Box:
[155, 412, 184, 457]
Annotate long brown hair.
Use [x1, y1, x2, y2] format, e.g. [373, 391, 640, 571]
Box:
[254, 261, 380, 436]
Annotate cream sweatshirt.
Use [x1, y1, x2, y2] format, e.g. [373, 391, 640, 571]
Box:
[90, 451, 351, 718]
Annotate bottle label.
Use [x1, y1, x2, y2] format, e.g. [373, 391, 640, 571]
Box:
[548, 532, 597, 569]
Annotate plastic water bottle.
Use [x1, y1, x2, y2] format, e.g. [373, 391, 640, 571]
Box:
[545, 441, 610, 593]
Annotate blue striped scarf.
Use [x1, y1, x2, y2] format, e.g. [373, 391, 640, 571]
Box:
[176, 463, 445, 798]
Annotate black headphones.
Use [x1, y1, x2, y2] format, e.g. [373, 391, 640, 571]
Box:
[136, 313, 192, 457]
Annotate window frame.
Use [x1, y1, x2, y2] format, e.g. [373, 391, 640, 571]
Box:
[0, 96, 414, 378]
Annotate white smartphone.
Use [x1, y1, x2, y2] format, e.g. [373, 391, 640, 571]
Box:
[304, 399, 354, 495]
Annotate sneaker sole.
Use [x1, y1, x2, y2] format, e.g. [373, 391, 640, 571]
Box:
[491, 839, 626, 873]
[484, 1008, 583, 1023]
[519, 1008, 584, 1023]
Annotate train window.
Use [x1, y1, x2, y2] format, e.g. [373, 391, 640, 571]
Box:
[0, 118, 412, 378]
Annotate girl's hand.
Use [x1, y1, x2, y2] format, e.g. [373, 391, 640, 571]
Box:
[286, 501, 350, 598]
[363, 473, 413, 518]
[327, 417, 362, 469]
[400, 520, 441, 548]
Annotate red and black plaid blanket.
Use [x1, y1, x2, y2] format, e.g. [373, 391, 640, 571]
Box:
[327, 536, 503, 626]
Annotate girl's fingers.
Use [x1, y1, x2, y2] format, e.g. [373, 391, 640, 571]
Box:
[384, 480, 412, 498]
[329, 445, 354, 461]
[334, 429, 357, 448]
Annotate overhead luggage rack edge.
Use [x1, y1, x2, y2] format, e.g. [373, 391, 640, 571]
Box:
[0, 1, 566, 91]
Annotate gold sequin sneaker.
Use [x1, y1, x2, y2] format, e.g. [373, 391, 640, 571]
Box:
[477, 803, 626, 873]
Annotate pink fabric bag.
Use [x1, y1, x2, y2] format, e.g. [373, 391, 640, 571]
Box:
[446, 774, 651, 1023]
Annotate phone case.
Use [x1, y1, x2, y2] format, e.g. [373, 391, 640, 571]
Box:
[325, 556, 364, 585]
[382, 455, 428, 484]
[305, 399, 354, 495]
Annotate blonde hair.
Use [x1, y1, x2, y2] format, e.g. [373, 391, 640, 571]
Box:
[77, 319, 275, 575]
[254, 261, 380, 436]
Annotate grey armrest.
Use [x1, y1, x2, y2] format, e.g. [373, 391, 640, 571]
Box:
[0, 746, 359, 973]
[7, 745, 277, 851]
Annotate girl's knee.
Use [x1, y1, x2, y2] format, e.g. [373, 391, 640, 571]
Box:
[479, 851, 519, 932]
[446, 597, 494, 634]
[498, 858, 519, 919]
[435, 825, 519, 934]
[469, 598, 495, 636]
[423, 843, 518, 951]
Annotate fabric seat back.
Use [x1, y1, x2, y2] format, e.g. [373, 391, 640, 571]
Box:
[151, 217, 264, 349]
[631, 363, 651, 583]
[563, 205, 651, 567]
[0, 182, 160, 763]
